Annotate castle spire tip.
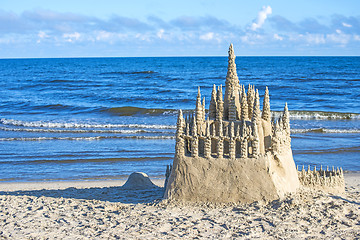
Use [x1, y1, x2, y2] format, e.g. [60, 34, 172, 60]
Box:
[228, 43, 234, 57]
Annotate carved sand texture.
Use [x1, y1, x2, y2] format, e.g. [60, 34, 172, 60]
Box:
[164, 44, 344, 204]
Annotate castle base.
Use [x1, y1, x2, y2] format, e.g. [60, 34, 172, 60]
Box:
[164, 147, 299, 204]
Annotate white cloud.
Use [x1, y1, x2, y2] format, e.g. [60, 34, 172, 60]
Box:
[342, 22, 352, 28]
[305, 34, 326, 44]
[37, 31, 49, 43]
[251, 6, 272, 31]
[63, 32, 81, 42]
[135, 33, 151, 42]
[273, 33, 283, 41]
[1, 8, 360, 57]
[95, 31, 128, 43]
[289, 33, 326, 45]
[96, 31, 112, 41]
[157, 29, 165, 39]
[327, 32, 351, 45]
[240, 33, 264, 45]
[38, 31, 48, 39]
[199, 32, 214, 40]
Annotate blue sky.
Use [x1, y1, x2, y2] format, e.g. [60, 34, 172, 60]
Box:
[1, 0, 360, 57]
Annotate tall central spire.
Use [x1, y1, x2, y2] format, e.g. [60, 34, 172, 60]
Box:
[224, 43, 240, 120]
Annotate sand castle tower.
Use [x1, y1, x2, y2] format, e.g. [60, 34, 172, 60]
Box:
[164, 44, 344, 204]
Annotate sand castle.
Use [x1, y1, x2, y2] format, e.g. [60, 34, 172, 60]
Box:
[298, 165, 344, 194]
[164, 44, 344, 203]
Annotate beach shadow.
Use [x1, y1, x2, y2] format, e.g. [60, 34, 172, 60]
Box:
[0, 186, 165, 204]
[330, 195, 360, 206]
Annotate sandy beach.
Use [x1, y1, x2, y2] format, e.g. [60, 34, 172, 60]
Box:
[0, 173, 359, 239]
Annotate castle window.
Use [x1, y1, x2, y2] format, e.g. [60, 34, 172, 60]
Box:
[248, 141, 253, 157]
[236, 140, 241, 158]
[211, 138, 217, 157]
[223, 140, 230, 158]
[198, 138, 205, 157]
[185, 138, 191, 156]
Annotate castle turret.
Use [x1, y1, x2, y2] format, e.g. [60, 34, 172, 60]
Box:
[240, 121, 248, 158]
[282, 102, 290, 136]
[230, 122, 235, 138]
[252, 121, 260, 158]
[247, 85, 255, 120]
[175, 110, 185, 157]
[206, 119, 210, 136]
[240, 86, 248, 121]
[202, 97, 206, 121]
[224, 44, 241, 120]
[204, 119, 211, 158]
[211, 123, 216, 137]
[192, 116, 197, 137]
[218, 119, 223, 137]
[209, 84, 217, 120]
[195, 87, 203, 134]
[191, 116, 198, 157]
[176, 109, 185, 138]
[228, 95, 237, 121]
[262, 86, 271, 122]
[229, 122, 235, 158]
[216, 85, 224, 121]
[217, 120, 224, 157]
[236, 124, 240, 137]
[252, 89, 261, 123]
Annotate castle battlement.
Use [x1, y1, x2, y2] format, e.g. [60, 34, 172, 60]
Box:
[297, 165, 345, 193]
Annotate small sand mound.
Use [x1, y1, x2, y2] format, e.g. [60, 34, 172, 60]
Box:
[122, 172, 158, 190]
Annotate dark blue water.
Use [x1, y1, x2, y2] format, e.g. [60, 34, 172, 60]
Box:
[0, 57, 359, 182]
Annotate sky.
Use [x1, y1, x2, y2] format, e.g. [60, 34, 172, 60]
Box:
[1, 0, 360, 57]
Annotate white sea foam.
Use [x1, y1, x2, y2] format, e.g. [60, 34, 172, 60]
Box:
[0, 126, 167, 134]
[0, 135, 175, 141]
[272, 111, 360, 120]
[0, 118, 176, 129]
[291, 128, 360, 134]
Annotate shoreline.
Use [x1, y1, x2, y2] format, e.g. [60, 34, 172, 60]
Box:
[0, 171, 358, 192]
[0, 178, 165, 192]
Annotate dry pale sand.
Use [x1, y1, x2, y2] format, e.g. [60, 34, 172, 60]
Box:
[0, 173, 359, 239]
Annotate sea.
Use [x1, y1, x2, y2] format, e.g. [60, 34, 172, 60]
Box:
[0, 56, 359, 182]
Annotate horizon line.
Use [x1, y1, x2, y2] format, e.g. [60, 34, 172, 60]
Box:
[1, 55, 359, 60]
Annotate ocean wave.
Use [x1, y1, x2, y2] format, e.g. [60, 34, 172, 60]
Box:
[107, 108, 359, 119]
[103, 107, 360, 120]
[31, 103, 88, 112]
[0, 136, 175, 141]
[274, 110, 360, 120]
[0, 118, 176, 129]
[98, 107, 360, 120]
[291, 128, 360, 134]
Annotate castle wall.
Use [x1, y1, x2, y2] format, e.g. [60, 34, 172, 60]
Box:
[298, 166, 345, 194]
[164, 155, 280, 203]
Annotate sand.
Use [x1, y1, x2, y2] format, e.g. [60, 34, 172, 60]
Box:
[0, 173, 359, 239]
